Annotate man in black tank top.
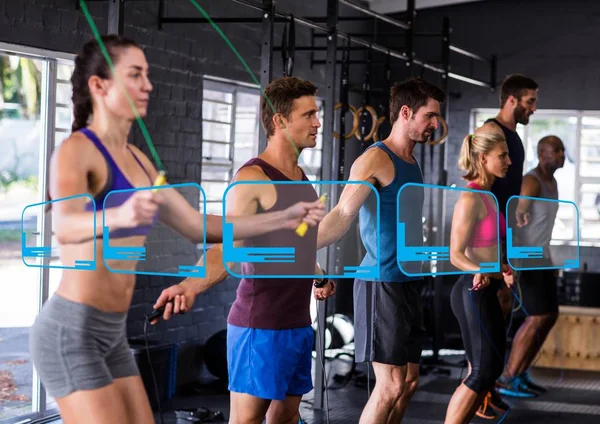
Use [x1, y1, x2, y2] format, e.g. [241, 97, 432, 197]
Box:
[153, 77, 335, 423]
[474, 74, 539, 415]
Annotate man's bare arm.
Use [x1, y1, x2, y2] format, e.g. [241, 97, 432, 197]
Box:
[179, 167, 266, 295]
[317, 148, 381, 250]
[516, 174, 542, 217]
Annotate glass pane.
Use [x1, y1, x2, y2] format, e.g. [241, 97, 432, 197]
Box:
[203, 182, 228, 202]
[233, 148, 255, 170]
[56, 82, 71, 106]
[57, 62, 74, 81]
[203, 122, 231, 143]
[201, 165, 230, 182]
[580, 117, 600, 178]
[202, 201, 223, 216]
[55, 106, 71, 130]
[203, 89, 232, 103]
[579, 183, 600, 240]
[0, 53, 44, 421]
[55, 131, 70, 147]
[233, 92, 259, 165]
[202, 142, 231, 161]
[202, 100, 232, 122]
[299, 150, 322, 170]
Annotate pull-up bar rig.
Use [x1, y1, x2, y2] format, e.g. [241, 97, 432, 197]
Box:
[87, 0, 499, 411]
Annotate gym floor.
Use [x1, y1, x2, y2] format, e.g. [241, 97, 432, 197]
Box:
[139, 355, 600, 424]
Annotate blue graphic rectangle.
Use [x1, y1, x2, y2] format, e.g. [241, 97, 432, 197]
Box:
[221, 181, 380, 279]
[21, 194, 97, 271]
[506, 196, 580, 271]
[102, 183, 208, 278]
[397, 183, 502, 277]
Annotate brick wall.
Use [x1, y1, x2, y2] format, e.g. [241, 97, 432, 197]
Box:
[1, 0, 377, 385]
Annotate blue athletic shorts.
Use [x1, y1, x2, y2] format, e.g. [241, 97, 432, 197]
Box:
[226, 324, 313, 400]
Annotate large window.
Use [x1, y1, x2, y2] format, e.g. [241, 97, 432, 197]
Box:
[0, 42, 74, 423]
[472, 109, 599, 245]
[201, 76, 324, 215]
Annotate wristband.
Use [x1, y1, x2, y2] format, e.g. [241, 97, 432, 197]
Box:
[314, 268, 328, 288]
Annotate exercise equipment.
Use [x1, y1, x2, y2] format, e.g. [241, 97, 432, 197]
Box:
[373, 51, 393, 143]
[333, 40, 357, 140]
[204, 329, 228, 382]
[281, 14, 295, 77]
[175, 407, 225, 423]
[356, 47, 378, 149]
[426, 115, 448, 146]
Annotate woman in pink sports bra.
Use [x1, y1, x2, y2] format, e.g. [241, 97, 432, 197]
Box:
[29, 35, 325, 424]
[445, 131, 516, 423]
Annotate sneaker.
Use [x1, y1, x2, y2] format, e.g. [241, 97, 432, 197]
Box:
[497, 375, 538, 398]
[489, 387, 510, 413]
[520, 370, 548, 394]
[475, 391, 497, 420]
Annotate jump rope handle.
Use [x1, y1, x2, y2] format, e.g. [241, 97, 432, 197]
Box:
[295, 194, 327, 237]
[152, 170, 167, 193]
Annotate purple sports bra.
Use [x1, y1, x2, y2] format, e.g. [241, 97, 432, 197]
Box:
[81, 128, 158, 238]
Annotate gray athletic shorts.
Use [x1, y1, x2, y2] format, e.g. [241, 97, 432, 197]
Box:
[29, 294, 140, 398]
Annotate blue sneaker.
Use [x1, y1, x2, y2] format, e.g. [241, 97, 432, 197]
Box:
[497, 375, 538, 398]
[520, 370, 547, 394]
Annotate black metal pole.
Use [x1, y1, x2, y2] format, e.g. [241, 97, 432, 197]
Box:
[490, 54, 498, 92]
[405, 0, 415, 69]
[258, 0, 275, 153]
[108, 0, 124, 35]
[339, 0, 410, 30]
[432, 16, 451, 362]
[161, 17, 266, 24]
[314, 0, 338, 412]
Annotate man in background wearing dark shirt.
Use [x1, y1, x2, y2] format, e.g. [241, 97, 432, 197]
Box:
[473, 74, 539, 418]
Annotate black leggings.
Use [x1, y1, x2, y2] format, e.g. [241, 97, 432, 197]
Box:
[451, 275, 506, 393]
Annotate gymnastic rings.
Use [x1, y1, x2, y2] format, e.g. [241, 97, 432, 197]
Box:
[333, 103, 359, 140]
[426, 115, 449, 146]
[355, 105, 378, 142]
[372, 116, 387, 142]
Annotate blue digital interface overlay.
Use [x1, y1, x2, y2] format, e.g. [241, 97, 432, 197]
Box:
[21, 194, 96, 270]
[506, 195, 580, 271]
[397, 184, 501, 276]
[221, 181, 380, 279]
[102, 184, 207, 278]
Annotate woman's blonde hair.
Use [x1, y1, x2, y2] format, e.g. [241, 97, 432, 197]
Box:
[459, 131, 506, 186]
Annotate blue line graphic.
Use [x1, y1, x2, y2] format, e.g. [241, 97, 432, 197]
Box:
[21, 194, 97, 271]
[506, 196, 580, 271]
[221, 181, 381, 279]
[102, 183, 208, 277]
[397, 183, 501, 276]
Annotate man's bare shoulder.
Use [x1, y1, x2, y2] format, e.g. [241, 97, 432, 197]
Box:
[357, 145, 391, 167]
[232, 164, 270, 183]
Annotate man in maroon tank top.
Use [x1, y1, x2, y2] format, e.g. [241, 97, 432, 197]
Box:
[154, 77, 335, 423]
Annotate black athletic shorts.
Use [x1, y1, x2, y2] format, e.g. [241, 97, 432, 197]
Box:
[353, 279, 425, 366]
[518, 269, 559, 316]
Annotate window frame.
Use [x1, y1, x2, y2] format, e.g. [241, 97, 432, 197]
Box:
[471, 107, 600, 247]
[0, 41, 75, 423]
